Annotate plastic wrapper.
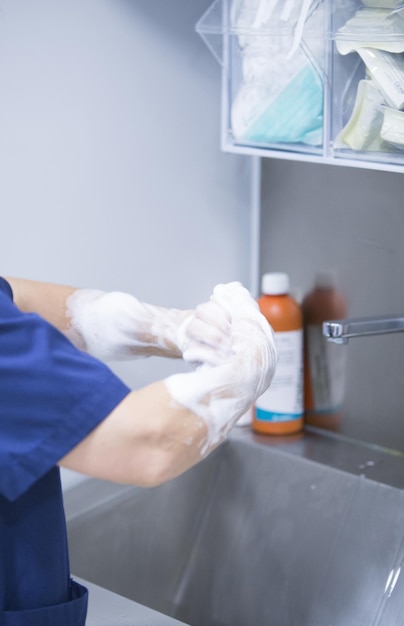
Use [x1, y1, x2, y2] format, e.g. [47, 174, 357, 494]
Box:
[230, 0, 325, 147]
[381, 105, 404, 146]
[334, 79, 388, 151]
[336, 7, 404, 55]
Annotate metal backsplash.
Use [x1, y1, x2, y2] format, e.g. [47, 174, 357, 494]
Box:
[260, 158, 404, 453]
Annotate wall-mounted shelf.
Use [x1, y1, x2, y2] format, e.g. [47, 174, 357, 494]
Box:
[197, 0, 404, 173]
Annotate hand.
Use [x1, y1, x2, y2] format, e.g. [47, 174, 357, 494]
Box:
[165, 282, 277, 453]
[177, 298, 233, 367]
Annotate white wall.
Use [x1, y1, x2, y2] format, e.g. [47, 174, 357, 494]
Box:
[0, 0, 253, 488]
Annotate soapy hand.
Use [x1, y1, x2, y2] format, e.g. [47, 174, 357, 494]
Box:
[210, 282, 277, 398]
[165, 282, 277, 453]
[178, 298, 233, 367]
[65, 281, 276, 454]
[65, 289, 194, 361]
[65, 285, 242, 363]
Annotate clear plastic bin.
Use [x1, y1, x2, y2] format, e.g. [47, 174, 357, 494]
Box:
[197, 0, 404, 172]
[332, 0, 404, 169]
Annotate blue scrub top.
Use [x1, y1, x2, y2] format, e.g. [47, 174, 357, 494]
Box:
[0, 278, 131, 625]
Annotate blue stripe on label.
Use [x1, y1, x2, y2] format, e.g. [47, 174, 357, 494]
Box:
[255, 408, 303, 423]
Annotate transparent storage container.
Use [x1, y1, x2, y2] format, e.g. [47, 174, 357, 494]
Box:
[197, 0, 404, 173]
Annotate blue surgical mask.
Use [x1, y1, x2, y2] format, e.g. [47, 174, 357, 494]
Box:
[241, 63, 323, 145]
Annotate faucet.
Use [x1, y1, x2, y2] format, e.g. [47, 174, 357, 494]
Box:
[323, 315, 404, 344]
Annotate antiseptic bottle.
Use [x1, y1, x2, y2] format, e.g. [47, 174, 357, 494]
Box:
[302, 272, 347, 430]
[252, 272, 304, 435]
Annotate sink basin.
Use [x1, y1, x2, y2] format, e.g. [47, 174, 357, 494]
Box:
[66, 430, 404, 626]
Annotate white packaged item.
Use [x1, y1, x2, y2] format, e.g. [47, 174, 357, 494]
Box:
[334, 79, 387, 151]
[361, 0, 404, 8]
[336, 8, 404, 55]
[381, 105, 404, 146]
[231, 0, 323, 55]
[358, 48, 404, 109]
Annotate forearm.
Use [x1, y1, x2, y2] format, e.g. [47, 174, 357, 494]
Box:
[6, 277, 76, 333]
[60, 298, 276, 487]
[6, 277, 191, 360]
[60, 282, 277, 488]
[65, 288, 192, 360]
[59, 381, 211, 487]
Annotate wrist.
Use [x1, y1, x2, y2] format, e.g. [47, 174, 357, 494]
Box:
[164, 358, 255, 454]
[65, 289, 192, 361]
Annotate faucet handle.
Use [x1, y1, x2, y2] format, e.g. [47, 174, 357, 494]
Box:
[323, 321, 349, 344]
[323, 315, 404, 344]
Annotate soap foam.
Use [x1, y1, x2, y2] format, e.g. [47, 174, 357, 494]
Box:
[66, 282, 277, 456]
[166, 282, 277, 454]
[65, 289, 190, 361]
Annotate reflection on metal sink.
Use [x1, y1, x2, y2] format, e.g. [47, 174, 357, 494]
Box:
[66, 431, 404, 626]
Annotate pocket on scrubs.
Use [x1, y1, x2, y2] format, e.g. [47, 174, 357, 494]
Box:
[1, 580, 88, 626]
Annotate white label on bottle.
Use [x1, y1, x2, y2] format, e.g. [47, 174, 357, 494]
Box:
[255, 329, 303, 422]
[306, 324, 347, 411]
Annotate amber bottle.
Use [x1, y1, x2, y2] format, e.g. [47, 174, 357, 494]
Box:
[302, 272, 347, 430]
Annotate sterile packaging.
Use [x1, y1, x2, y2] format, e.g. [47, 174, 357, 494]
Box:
[196, 0, 404, 169]
[331, 1, 404, 163]
[357, 48, 404, 109]
[361, 0, 404, 7]
[336, 7, 404, 55]
[381, 105, 404, 147]
[334, 79, 387, 151]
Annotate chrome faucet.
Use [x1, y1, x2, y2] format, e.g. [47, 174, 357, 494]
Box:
[323, 315, 404, 344]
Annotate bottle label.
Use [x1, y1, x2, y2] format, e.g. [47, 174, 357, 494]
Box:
[255, 329, 303, 422]
[306, 324, 347, 412]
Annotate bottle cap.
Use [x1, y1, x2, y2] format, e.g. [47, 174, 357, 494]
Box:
[261, 272, 290, 295]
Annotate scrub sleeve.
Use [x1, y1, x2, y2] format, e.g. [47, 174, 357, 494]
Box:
[0, 278, 131, 625]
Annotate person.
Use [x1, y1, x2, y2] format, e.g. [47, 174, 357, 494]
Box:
[0, 275, 277, 625]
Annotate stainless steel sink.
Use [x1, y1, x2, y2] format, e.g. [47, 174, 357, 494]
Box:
[66, 430, 404, 626]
